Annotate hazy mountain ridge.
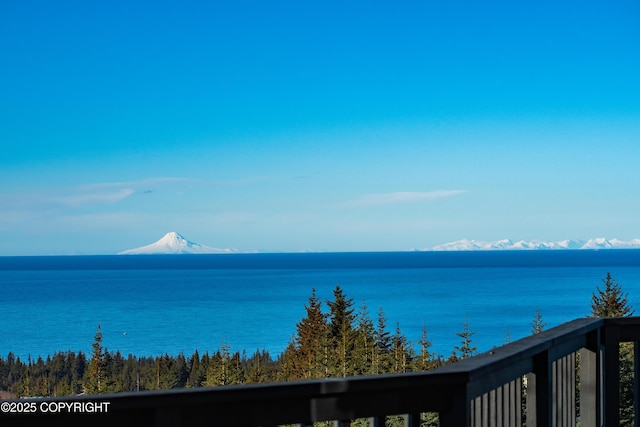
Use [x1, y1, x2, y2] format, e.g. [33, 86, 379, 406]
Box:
[427, 237, 640, 251]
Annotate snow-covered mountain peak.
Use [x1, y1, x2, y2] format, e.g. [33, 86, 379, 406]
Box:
[156, 232, 190, 250]
[427, 237, 640, 251]
[118, 232, 236, 255]
[581, 237, 613, 249]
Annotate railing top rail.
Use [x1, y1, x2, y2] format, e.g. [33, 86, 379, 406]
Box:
[434, 317, 602, 376]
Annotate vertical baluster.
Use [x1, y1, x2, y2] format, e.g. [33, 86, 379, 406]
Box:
[487, 389, 498, 427]
[514, 378, 522, 426]
[562, 354, 571, 427]
[569, 352, 576, 427]
[496, 384, 504, 427]
[552, 358, 559, 426]
[484, 393, 490, 427]
[474, 394, 483, 427]
[565, 354, 572, 427]
[560, 355, 567, 427]
[504, 380, 512, 427]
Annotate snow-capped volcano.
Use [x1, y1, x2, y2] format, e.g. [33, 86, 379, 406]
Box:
[118, 232, 236, 255]
[427, 237, 640, 251]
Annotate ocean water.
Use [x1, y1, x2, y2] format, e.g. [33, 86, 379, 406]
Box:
[1, 250, 640, 361]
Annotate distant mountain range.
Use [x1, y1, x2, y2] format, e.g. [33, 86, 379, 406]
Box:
[118, 233, 640, 254]
[427, 237, 640, 251]
[118, 232, 237, 255]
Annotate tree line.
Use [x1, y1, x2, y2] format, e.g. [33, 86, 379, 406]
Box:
[0, 273, 632, 403]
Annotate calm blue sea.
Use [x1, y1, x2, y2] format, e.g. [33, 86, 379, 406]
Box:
[1, 250, 640, 361]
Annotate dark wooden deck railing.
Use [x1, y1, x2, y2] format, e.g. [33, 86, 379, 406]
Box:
[2, 317, 640, 426]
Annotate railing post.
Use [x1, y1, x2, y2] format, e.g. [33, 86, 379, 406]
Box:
[527, 349, 552, 427]
[579, 347, 600, 427]
[439, 384, 471, 427]
[603, 323, 621, 427]
[580, 328, 602, 427]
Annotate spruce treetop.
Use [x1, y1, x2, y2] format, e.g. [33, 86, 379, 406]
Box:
[531, 307, 546, 335]
[454, 318, 477, 360]
[590, 272, 633, 318]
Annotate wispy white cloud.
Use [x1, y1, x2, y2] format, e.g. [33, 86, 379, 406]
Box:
[0, 177, 198, 218]
[53, 188, 135, 207]
[75, 177, 197, 194]
[54, 177, 200, 207]
[349, 190, 468, 207]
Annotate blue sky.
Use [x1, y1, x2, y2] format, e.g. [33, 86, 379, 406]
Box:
[1, 1, 639, 255]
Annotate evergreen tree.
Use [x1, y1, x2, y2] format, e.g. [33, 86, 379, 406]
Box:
[0, 352, 19, 395]
[135, 355, 157, 391]
[198, 352, 211, 387]
[415, 323, 435, 371]
[295, 288, 329, 379]
[155, 353, 180, 390]
[20, 369, 33, 397]
[391, 322, 412, 373]
[531, 307, 546, 334]
[204, 347, 227, 386]
[352, 302, 376, 376]
[187, 350, 205, 388]
[71, 351, 86, 394]
[102, 350, 121, 392]
[227, 351, 245, 385]
[174, 353, 190, 388]
[590, 272, 633, 317]
[50, 352, 77, 396]
[453, 318, 477, 360]
[120, 354, 140, 392]
[29, 356, 49, 396]
[278, 340, 301, 381]
[83, 325, 106, 394]
[204, 344, 244, 386]
[374, 306, 392, 374]
[203, 351, 221, 387]
[327, 285, 356, 377]
[245, 350, 276, 384]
